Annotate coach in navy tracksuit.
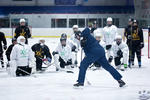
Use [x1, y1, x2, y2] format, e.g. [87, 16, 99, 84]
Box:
[74, 28, 126, 87]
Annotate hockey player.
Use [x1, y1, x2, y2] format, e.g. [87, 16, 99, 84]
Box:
[10, 36, 34, 76]
[6, 38, 17, 67]
[70, 25, 81, 50]
[103, 17, 118, 63]
[91, 21, 98, 35]
[0, 31, 7, 68]
[31, 39, 52, 71]
[52, 36, 72, 71]
[14, 19, 31, 44]
[63, 33, 78, 66]
[73, 28, 126, 87]
[124, 18, 134, 66]
[129, 20, 144, 68]
[112, 35, 128, 70]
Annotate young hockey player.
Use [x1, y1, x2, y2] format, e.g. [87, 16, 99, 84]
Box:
[62, 33, 78, 66]
[128, 20, 144, 68]
[0, 31, 7, 68]
[124, 18, 134, 67]
[73, 28, 126, 88]
[103, 17, 118, 63]
[52, 36, 72, 71]
[112, 35, 128, 70]
[31, 38, 52, 71]
[6, 38, 17, 67]
[10, 36, 34, 76]
[14, 19, 31, 44]
[70, 25, 81, 50]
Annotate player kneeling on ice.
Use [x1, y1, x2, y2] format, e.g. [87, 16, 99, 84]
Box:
[112, 35, 129, 70]
[52, 36, 72, 71]
[9, 36, 35, 77]
[73, 28, 126, 87]
[31, 39, 52, 72]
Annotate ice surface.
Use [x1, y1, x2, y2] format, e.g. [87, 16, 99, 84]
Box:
[0, 38, 150, 100]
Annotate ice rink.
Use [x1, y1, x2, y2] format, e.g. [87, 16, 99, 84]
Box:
[0, 38, 150, 100]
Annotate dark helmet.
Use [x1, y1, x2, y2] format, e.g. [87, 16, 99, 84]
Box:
[128, 18, 134, 22]
[61, 33, 67, 39]
[12, 38, 17, 43]
[60, 37, 66, 42]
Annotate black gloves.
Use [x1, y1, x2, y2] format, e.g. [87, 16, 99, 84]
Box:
[67, 59, 72, 65]
[3, 45, 7, 50]
[80, 37, 87, 48]
[72, 45, 77, 52]
[52, 51, 58, 56]
[106, 45, 112, 50]
[108, 56, 113, 63]
[117, 49, 123, 57]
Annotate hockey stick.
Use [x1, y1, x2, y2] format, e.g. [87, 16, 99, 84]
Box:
[17, 67, 37, 78]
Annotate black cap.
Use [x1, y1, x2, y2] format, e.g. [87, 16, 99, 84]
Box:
[61, 33, 67, 39]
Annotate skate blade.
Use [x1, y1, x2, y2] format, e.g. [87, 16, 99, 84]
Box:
[73, 86, 84, 89]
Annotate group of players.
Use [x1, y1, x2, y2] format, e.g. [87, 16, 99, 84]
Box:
[0, 17, 144, 87]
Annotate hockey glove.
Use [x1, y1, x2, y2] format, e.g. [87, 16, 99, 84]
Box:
[72, 45, 77, 52]
[106, 45, 112, 50]
[117, 50, 123, 57]
[108, 56, 113, 63]
[3, 45, 7, 50]
[140, 42, 144, 49]
[67, 59, 72, 65]
[52, 51, 58, 56]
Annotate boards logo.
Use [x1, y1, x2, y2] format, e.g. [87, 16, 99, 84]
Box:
[138, 90, 150, 100]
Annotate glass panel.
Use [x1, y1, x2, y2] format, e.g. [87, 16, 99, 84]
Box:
[56, 19, 67, 28]
[69, 19, 77, 28]
[98, 18, 102, 28]
[103, 18, 107, 27]
[0, 18, 9, 28]
[78, 19, 85, 28]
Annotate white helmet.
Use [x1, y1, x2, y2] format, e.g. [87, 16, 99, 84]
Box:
[115, 35, 122, 40]
[17, 36, 25, 45]
[107, 17, 113, 22]
[20, 18, 25, 23]
[72, 25, 78, 29]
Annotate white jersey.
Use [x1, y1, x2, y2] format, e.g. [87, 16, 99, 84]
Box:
[103, 25, 118, 45]
[70, 34, 80, 50]
[10, 44, 34, 66]
[112, 42, 128, 57]
[55, 43, 72, 63]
